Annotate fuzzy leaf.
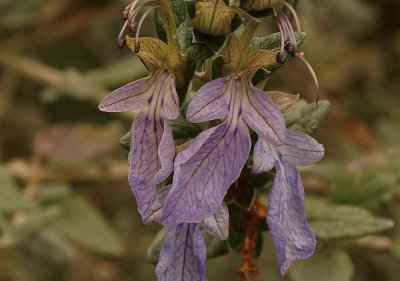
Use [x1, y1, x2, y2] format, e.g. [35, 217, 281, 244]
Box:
[306, 198, 394, 240]
[290, 249, 354, 281]
[285, 100, 330, 135]
[51, 196, 123, 256]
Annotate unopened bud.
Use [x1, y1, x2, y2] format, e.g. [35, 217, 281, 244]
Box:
[241, 0, 279, 12]
[191, 0, 235, 37]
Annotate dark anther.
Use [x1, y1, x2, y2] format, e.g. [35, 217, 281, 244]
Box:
[123, 10, 129, 20]
[285, 42, 296, 57]
[276, 52, 284, 64]
[134, 41, 141, 53]
[118, 37, 126, 49]
[129, 21, 138, 33]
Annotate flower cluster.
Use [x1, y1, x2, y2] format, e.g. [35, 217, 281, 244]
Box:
[99, 0, 324, 280]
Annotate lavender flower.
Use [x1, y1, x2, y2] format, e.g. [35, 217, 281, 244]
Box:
[253, 129, 324, 275]
[99, 36, 186, 219]
[160, 35, 286, 225]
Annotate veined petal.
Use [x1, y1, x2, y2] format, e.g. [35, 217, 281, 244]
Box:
[143, 185, 172, 224]
[161, 120, 251, 225]
[99, 76, 154, 112]
[127, 36, 169, 71]
[278, 129, 325, 166]
[268, 91, 300, 110]
[162, 76, 180, 120]
[155, 121, 175, 184]
[201, 203, 229, 240]
[267, 161, 316, 276]
[252, 137, 279, 173]
[156, 223, 207, 281]
[245, 50, 277, 78]
[129, 111, 170, 218]
[187, 78, 230, 123]
[242, 81, 286, 145]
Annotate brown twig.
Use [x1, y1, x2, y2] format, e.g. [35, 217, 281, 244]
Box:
[236, 200, 267, 281]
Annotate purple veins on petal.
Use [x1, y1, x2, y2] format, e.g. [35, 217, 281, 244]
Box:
[252, 137, 279, 173]
[241, 81, 286, 145]
[143, 185, 172, 224]
[161, 119, 251, 225]
[278, 129, 324, 166]
[162, 76, 180, 119]
[186, 77, 230, 123]
[201, 203, 229, 240]
[156, 223, 207, 281]
[128, 112, 174, 218]
[99, 75, 154, 112]
[267, 161, 316, 276]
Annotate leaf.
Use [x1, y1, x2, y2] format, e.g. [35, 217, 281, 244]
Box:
[169, 117, 204, 145]
[51, 196, 123, 256]
[177, 20, 214, 62]
[330, 171, 397, 212]
[203, 232, 229, 259]
[27, 230, 77, 263]
[147, 227, 169, 264]
[305, 197, 394, 240]
[228, 204, 247, 250]
[290, 249, 354, 281]
[0, 206, 62, 247]
[284, 100, 330, 135]
[35, 182, 72, 203]
[0, 168, 33, 213]
[249, 32, 305, 53]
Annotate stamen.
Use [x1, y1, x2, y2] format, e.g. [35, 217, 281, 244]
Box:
[278, 11, 297, 50]
[134, 8, 154, 52]
[117, 20, 128, 48]
[274, 8, 286, 59]
[295, 52, 320, 104]
[280, 0, 301, 32]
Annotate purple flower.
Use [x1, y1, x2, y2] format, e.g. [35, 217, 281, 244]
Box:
[253, 129, 324, 275]
[99, 37, 185, 218]
[160, 35, 286, 226]
[152, 186, 229, 281]
[156, 223, 207, 281]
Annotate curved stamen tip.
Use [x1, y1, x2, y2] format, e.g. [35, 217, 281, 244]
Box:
[129, 22, 138, 33]
[134, 41, 141, 53]
[295, 52, 320, 104]
[118, 37, 127, 49]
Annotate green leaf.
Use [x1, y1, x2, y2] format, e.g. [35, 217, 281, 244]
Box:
[0, 206, 62, 247]
[177, 20, 214, 62]
[147, 227, 168, 264]
[27, 230, 77, 263]
[306, 197, 394, 240]
[249, 32, 305, 53]
[51, 196, 123, 256]
[204, 232, 229, 259]
[330, 171, 397, 212]
[284, 100, 330, 135]
[119, 132, 130, 151]
[290, 249, 354, 281]
[228, 204, 247, 250]
[0, 168, 33, 213]
[169, 117, 204, 145]
[35, 182, 72, 203]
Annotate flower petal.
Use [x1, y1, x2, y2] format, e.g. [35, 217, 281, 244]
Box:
[242, 82, 286, 145]
[128, 111, 170, 217]
[278, 129, 324, 166]
[267, 161, 316, 276]
[127, 36, 169, 71]
[162, 76, 180, 120]
[252, 137, 279, 173]
[186, 78, 229, 123]
[201, 203, 229, 240]
[245, 49, 277, 78]
[267, 91, 300, 110]
[161, 120, 251, 225]
[155, 121, 175, 184]
[99, 76, 153, 112]
[143, 185, 172, 224]
[156, 223, 207, 281]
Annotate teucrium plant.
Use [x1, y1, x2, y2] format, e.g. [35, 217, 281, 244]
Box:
[99, 0, 326, 279]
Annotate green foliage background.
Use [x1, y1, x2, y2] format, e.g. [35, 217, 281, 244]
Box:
[0, 0, 399, 280]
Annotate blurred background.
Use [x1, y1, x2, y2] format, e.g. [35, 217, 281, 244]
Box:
[0, 0, 399, 280]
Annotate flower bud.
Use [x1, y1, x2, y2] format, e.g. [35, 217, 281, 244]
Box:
[241, 0, 279, 12]
[191, 0, 235, 36]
